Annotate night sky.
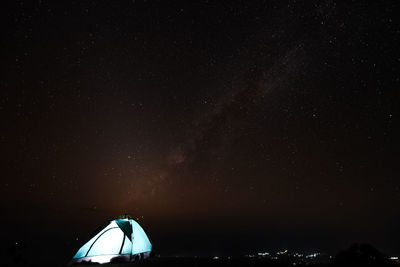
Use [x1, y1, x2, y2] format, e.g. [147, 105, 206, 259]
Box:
[1, 0, 399, 263]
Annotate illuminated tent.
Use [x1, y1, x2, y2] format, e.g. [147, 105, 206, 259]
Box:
[69, 216, 152, 265]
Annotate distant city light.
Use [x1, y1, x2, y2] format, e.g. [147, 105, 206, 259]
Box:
[277, 249, 288, 255]
[244, 250, 330, 265]
[257, 252, 270, 256]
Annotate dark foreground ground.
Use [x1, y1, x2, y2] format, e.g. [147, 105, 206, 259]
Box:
[3, 257, 399, 267]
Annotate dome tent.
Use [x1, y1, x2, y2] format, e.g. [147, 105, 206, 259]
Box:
[69, 215, 152, 265]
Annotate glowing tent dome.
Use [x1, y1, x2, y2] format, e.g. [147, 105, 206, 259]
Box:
[69, 215, 152, 264]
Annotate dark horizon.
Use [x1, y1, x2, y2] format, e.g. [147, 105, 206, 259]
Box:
[1, 0, 399, 264]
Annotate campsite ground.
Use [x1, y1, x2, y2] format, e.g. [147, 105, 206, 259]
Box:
[80, 258, 398, 267]
[9, 257, 398, 267]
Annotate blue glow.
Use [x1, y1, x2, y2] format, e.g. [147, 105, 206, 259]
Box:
[130, 219, 152, 254]
[73, 218, 151, 260]
[121, 235, 132, 254]
[87, 227, 123, 256]
[73, 221, 117, 259]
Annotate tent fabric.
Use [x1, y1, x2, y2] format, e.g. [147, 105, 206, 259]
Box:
[70, 218, 152, 264]
[115, 219, 133, 241]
